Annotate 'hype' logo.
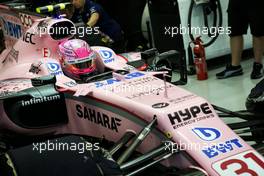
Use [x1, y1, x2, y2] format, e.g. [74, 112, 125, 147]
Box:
[192, 127, 221, 141]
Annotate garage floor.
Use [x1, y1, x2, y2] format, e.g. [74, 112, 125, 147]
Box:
[179, 58, 261, 145]
[176, 58, 261, 133]
[182, 59, 260, 111]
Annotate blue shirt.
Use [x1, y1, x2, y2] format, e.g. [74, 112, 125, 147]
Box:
[71, 0, 122, 42]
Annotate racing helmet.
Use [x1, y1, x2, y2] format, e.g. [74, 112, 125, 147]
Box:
[59, 39, 97, 79]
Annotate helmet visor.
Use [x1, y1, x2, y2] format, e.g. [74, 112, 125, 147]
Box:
[71, 59, 92, 69]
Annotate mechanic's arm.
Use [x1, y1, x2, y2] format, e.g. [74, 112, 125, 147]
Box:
[87, 12, 100, 27]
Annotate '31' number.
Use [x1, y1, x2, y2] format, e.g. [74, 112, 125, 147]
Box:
[213, 150, 264, 176]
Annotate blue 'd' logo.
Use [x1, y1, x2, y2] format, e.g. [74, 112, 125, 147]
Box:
[99, 50, 113, 59]
[99, 50, 114, 64]
[47, 63, 63, 76]
[47, 63, 60, 72]
[192, 127, 221, 141]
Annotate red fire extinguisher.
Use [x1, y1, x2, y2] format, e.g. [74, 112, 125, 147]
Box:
[192, 36, 208, 80]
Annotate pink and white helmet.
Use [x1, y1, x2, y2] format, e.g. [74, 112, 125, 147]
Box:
[59, 39, 97, 79]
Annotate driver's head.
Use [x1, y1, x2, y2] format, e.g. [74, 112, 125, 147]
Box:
[59, 39, 97, 80]
[71, 0, 85, 9]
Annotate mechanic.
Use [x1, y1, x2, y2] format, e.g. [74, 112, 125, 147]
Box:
[216, 0, 264, 79]
[70, 0, 125, 53]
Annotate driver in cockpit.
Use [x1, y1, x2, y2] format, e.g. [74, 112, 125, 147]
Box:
[59, 39, 99, 81]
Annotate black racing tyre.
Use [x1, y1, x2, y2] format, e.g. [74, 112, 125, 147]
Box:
[246, 78, 264, 113]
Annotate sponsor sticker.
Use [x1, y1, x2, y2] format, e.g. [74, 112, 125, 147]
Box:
[152, 102, 169, 109]
[95, 72, 145, 88]
[99, 50, 115, 64]
[21, 95, 61, 106]
[22, 32, 35, 45]
[29, 62, 42, 74]
[202, 138, 243, 158]
[192, 127, 221, 141]
[168, 103, 214, 129]
[19, 13, 33, 28]
[64, 81, 77, 87]
[0, 17, 22, 39]
[2, 47, 19, 64]
[42, 48, 51, 57]
[76, 104, 122, 132]
[168, 94, 197, 104]
[46, 63, 63, 76]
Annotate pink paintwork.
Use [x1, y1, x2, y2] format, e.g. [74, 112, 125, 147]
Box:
[0, 5, 263, 175]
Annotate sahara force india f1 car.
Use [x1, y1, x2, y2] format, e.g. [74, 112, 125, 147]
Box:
[0, 2, 264, 176]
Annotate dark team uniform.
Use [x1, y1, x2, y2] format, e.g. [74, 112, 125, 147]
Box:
[228, 0, 264, 36]
[71, 0, 123, 42]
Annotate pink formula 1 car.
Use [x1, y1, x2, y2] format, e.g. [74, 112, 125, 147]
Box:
[0, 2, 264, 176]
